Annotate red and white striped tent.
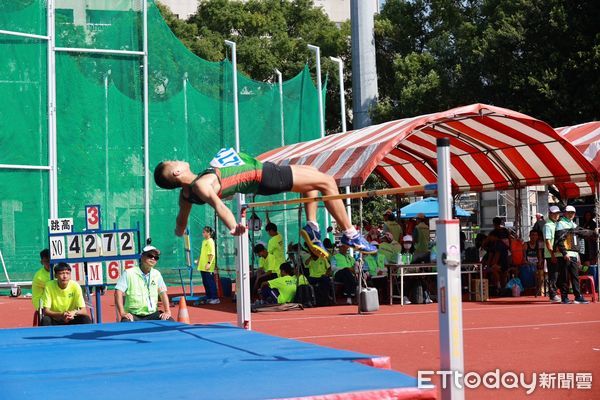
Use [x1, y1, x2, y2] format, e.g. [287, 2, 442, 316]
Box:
[259, 104, 597, 195]
[555, 122, 600, 198]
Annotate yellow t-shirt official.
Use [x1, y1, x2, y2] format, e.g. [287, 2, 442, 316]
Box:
[32, 267, 50, 309]
[268, 275, 297, 304]
[197, 238, 216, 272]
[268, 233, 286, 271]
[307, 257, 329, 278]
[41, 280, 85, 313]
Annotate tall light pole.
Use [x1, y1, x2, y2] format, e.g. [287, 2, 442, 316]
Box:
[275, 68, 288, 248]
[329, 56, 351, 222]
[308, 44, 330, 235]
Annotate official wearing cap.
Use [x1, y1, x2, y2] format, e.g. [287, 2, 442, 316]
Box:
[114, 245, 174, 321]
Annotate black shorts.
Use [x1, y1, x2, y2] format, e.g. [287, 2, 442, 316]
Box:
[257, 162, 293, 195]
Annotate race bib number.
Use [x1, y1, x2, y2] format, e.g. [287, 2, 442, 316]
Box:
[209, 148, 245, 168]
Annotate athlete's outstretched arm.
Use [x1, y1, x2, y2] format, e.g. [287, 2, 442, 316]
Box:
[198, 185, 246, 236]
[175, 191, 192, 236]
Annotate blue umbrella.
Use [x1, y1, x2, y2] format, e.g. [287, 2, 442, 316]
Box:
[400, 197, 471, 218]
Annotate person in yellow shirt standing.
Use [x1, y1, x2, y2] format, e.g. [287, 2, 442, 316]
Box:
[40, 263, 91, 326]
[31, 249, 50, 312]
[266, 223, 286, 271]
[197, 226, 219, 304]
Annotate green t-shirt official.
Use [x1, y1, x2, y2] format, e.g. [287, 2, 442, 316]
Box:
[115, 266, 168, 316]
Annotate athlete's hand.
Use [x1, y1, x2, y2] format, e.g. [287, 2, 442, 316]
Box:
[230, 223, 246, 236]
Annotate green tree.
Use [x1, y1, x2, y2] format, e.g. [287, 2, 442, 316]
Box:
[373, 0, 600, 126]
[158, 0, 350, 133]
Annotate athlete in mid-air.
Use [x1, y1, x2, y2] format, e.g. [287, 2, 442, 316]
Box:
[153, 150, 375, 256]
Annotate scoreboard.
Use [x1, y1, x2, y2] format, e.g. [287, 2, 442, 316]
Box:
[48, 205, 140, 286]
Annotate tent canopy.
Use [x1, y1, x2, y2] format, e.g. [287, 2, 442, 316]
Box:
[399, 197, 471, 219]
[259, 104, 598, 195]
[555, 122, 600, 198]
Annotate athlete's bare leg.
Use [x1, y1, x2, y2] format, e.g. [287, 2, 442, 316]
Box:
[290, 165, 351, 230]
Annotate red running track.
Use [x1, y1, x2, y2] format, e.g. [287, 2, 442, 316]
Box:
[1, 289, 599, 399]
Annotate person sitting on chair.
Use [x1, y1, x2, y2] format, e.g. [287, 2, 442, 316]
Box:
[330, 243, 358, 304]
[153, 150, 376, 258]
[32, 249, 51, 314]
[114, 245, 174, 322]
[40, 262, 92, 326]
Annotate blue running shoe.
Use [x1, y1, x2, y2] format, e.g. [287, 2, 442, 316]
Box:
[341, 233, 377, 254]
[300, 225, 329, 258]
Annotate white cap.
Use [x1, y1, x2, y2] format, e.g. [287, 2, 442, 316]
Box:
[142, 245, 160, 255]
[565, 205, 576, 212]
[403, 235, 413, 242]
[548, 206, 560, 214]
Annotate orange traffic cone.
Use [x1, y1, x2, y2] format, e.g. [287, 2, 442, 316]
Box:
[177, 297, 190, 324]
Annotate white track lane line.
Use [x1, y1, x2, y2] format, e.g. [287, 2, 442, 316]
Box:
[289, 320, 600, 340]
[250, 303, 575, 323]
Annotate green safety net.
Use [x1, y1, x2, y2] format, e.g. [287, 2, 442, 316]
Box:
[0, 0, 326, 287]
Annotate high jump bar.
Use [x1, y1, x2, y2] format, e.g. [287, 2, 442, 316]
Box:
[244, 183, 437, 209]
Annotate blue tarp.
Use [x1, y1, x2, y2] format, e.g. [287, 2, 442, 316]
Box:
[400, 197, 471, 218]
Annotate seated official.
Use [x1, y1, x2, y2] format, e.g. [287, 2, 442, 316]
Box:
[32, 249, 51, 312]
[40, 263, 92, 326]
[260, 263, 297, 304]
[364, 242, 388, 301]
[306, 249, 332, 289]
[252, 243, 279, 296]
[378, 232, 401, 263]
[114, 245, 173, 322]
[330, 243, 358, 304]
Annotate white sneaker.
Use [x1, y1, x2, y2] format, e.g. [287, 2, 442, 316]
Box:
[346, 297, 352, 305]
[207, 298, 221, 305]
[550, 295, 561, 303]
[425, 298, 433, 304]
[403, 296, 412, 305]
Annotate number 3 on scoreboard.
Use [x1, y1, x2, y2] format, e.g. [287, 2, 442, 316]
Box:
[85, 205, 101, 230]
[119, 231, 135, 256]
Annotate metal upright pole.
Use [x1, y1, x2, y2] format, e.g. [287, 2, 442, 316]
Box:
[47, 0, 58, 218]
[275, 68, 288, 248]
[226, 40, 251, 329]
[308, 44, 330, 234]
[330, 56, 352, 224]
[104, 70, 111, 212]
[142, 0, 150, 239]
[436, 138, 465, 400]
[183, 72, 189, 161]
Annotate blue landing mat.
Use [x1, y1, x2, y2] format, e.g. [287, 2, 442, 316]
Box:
[0, 322, 430, 399]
